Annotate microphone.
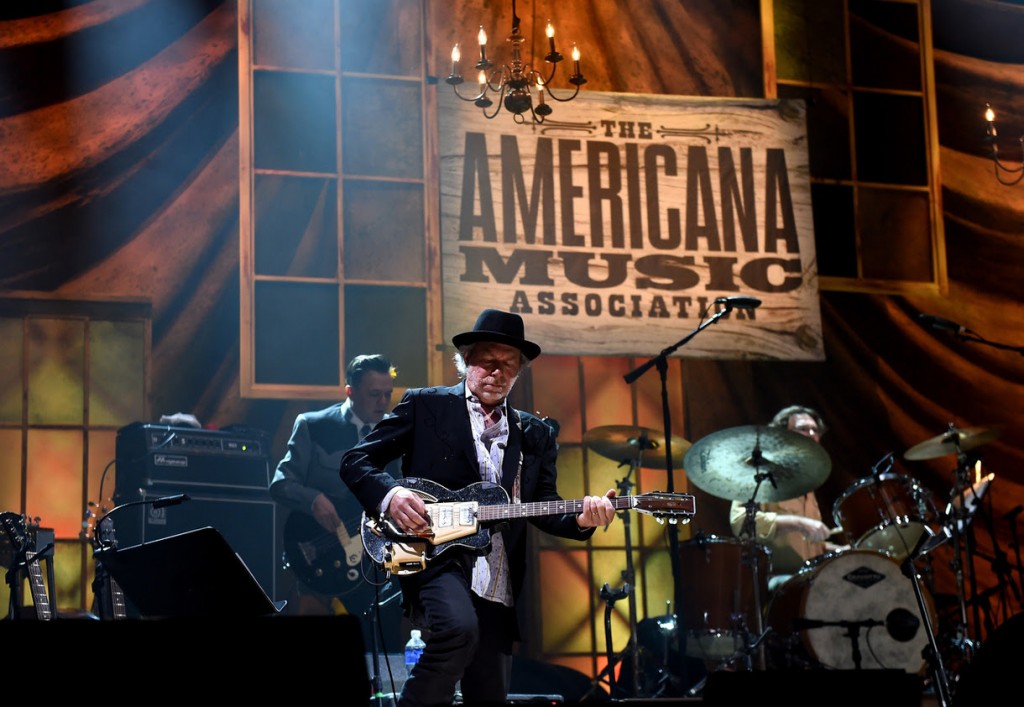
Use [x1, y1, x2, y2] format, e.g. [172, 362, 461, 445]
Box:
[715, 296, 762, 310]
[151, 493, 190, 509]
[94, 494, 192, 549]
[918, 313, 965, 334]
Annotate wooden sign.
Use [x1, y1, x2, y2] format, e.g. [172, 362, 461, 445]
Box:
[438, 90, 824, 361]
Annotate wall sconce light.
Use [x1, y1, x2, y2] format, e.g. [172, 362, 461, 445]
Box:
[446, 0, 585, 125]
[984, 103, 1024, 186]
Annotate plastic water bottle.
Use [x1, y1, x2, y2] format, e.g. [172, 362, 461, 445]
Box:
[404, 629, 426, 668]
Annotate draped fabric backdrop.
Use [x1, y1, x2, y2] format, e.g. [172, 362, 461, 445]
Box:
[1, 0, 1022, 657]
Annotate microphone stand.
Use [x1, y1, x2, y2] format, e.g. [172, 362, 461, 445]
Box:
[902, 532, 953, 707]
[942, 327, 1024, 356]
[623, 302, 738, 691]
[365, 571, 403, 707]
[1005, 505, 1024, 604]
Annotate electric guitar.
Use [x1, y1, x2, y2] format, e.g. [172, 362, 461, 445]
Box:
[0, 512, 53, 620]
[83, 500, 128, 619]
[361, 477, 696, 576]
[282, 495, 370, 599]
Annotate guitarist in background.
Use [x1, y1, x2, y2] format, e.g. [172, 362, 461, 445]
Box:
[340, 309, 617, 707]
[270, 354, 398, 618]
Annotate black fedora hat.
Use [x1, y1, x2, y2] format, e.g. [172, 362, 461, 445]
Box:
[452, 309, 541, 360]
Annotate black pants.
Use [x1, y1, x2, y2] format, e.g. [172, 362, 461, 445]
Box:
[398, 567, 514, 707]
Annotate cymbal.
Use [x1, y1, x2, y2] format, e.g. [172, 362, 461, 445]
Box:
[682, 425, 831, 503]
[583, 425, 691, 470]
[904, 425, 1003, 461]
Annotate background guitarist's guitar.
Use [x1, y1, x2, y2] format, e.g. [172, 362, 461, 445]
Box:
[361, 477, 696, 575]
[282, 495, 377, 608]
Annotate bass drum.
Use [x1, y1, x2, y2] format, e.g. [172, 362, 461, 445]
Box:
[764, 549, 936, 674]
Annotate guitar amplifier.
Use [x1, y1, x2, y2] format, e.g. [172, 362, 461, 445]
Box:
[113, 422, 278, 600]
[114, 422, 271, 494]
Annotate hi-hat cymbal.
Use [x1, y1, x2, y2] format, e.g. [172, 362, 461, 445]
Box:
[583, 425, 692, 471]
[683, 425, 831, 503]
[904, 425, 1003, 461]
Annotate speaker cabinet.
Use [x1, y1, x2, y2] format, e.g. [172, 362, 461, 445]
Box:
[113, 423, 278, 601]
[113, 490, 277, 601]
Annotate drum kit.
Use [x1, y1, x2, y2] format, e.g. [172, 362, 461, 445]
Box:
[583, 419, 1005, 700]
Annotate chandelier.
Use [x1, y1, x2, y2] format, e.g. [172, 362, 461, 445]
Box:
[984, 104, 1024, 186]
[445, 0, 585, 125]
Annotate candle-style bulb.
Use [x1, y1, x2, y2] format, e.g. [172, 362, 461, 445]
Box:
[985, 105, 995, 123]
[572, 43, 580, 62]
[452, 44, 461, 64]
[478, 26, 487, 47]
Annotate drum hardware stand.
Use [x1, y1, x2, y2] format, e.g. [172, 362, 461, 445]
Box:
[734, 438, 774, 673]
[943, 436, 984, 659]
[962, 484, 1019, 633]
[1004, 504, 1024, 603]
[590, 447, 651, 699]
[592, 581, 633, 699]
[623, 300, 738, 689]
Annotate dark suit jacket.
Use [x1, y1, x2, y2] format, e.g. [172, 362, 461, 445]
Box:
[270, 403, 360, 516]
[340, 381, 594, 634]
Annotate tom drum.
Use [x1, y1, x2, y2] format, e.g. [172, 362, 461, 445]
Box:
[678, 535, 771, 662]
[832, 472, 940, 561]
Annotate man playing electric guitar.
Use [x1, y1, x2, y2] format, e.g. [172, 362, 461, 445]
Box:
[340, 309, 619, 707]
[270, 354, 400, 619]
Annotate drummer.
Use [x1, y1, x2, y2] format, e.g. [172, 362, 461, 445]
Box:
[728, 405, 848, 591]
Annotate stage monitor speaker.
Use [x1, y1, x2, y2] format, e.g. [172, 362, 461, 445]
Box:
[702, 669, 922, 706]
[2, 615, 367, 706]
[111, 490, 277, 602]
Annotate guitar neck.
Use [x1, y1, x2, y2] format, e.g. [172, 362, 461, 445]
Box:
[25, 551, 53, 621]
[476, 495, 636, 522]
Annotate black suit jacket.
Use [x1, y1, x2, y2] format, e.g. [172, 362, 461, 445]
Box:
[340, 382, 594, 631]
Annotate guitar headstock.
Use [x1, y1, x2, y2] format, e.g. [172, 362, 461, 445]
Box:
[0, 511, 28, 568]
[83, 499, 118, 549]
[633, 492, 696, 524]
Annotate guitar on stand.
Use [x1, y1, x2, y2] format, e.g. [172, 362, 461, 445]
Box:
[83, 500, 128, 620]
[1, 512, 54, 620]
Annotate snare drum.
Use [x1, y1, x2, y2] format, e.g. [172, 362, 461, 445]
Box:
[765, 549, 936, 673]
[678, 535, 771, 661]
[832, 473, 940, 561]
